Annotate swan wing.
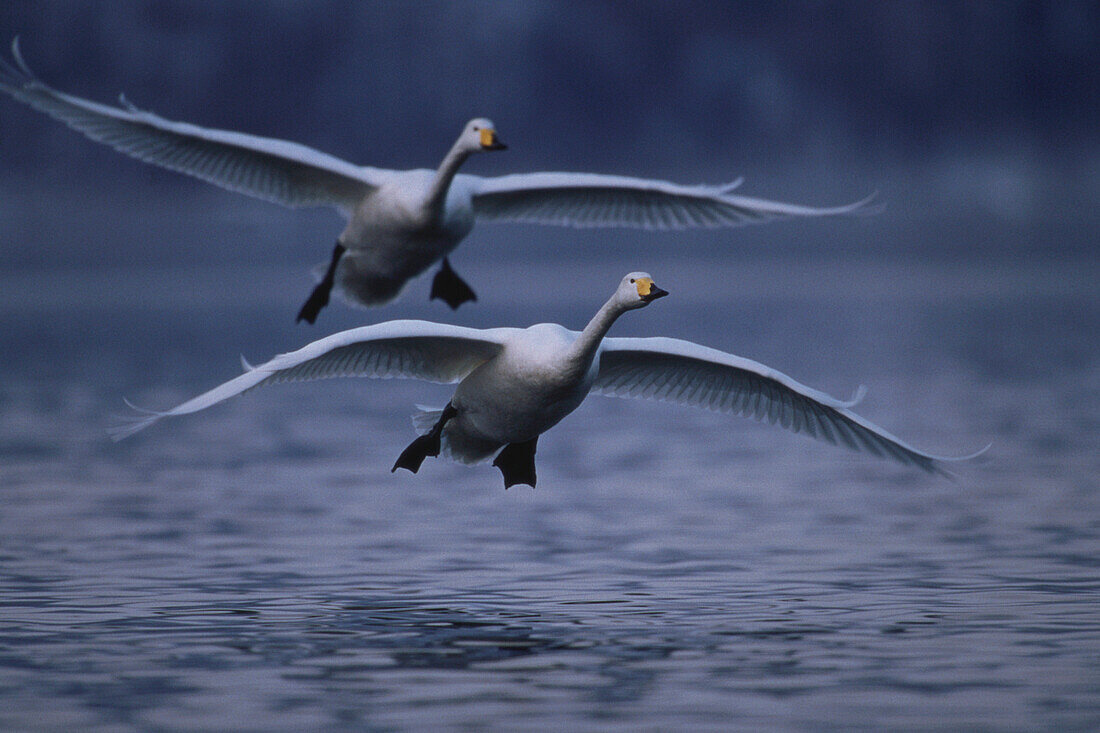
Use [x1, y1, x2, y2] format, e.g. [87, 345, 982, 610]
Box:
[110, 320, 510, 440]
[0, 39, 380, 213]
[594, 337, 983, 474]
[469, 171, 874, 230]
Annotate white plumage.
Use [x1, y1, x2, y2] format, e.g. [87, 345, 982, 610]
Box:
[111, 273, 984, 487]
[1, 39, 873, 321]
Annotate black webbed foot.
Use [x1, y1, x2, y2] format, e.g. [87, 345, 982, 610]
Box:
[492, 437, 538, 489]
[392, 403, 457, 474]
[429, 258, 477, 310]
[297, 242, 346, 324]
[392, 433, 441, 474]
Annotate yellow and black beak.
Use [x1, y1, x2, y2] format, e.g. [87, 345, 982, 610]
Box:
[636, 277, 669, 303]
[479, 128, 507, 151]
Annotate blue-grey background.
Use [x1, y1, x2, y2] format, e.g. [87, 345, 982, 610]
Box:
[1, 2, 1097, 731]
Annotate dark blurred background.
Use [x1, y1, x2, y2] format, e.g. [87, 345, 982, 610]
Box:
[1, 0, 1096, 272]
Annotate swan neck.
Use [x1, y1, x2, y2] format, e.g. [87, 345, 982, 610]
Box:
[570, 298, 623, 368]
[425, 142, 471, 218]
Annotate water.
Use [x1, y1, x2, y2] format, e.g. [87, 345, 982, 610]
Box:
[1, 252, 1098, 731]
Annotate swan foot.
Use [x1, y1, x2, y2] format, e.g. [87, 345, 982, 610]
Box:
[297, 242, 346, 324]
[392, 403, 457, 474]
[430, 258, 477, 310]
[492, 437, 538, 489]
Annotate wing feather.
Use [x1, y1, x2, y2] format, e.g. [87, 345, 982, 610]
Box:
[1, 39, 378, 212]
[109, 320, 509, 441]
[470, 171, 875, 230]
[594, 337, 985, 474]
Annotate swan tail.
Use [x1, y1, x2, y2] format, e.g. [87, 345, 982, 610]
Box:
[409, 405, 498, 465]
[411, 404, 444, 434]
[323, 252, 408, 307]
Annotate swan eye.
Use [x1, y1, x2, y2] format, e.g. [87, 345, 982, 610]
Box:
[630, 278, 635, 283]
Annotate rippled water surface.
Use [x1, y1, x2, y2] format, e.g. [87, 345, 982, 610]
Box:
[1, 255, 1098, 731]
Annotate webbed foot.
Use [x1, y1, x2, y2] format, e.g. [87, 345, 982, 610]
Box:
[392, 403, 457, 474]
[429, 258, 477, 310]
[392, 433, 441, 473]
[492, 437, 538, 489]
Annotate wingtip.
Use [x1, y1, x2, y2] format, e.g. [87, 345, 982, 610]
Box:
[108, 397, 167, 441]
[937, 441, 993, 463]
[0, 37, 23, 84]
[847, 191, 886, 217]
[107, 415, 156, 442]
[121, 396, 167, 416]
[959, 442, 993, 461]
[118, 92, 139, 112]
[718, 177, 745, 193]
[10, 35, 30, 75]
[841, 384, 868, 408]
[926, 441, 992, 480]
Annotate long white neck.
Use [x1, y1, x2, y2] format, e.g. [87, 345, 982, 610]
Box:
[425, 140, 472, 220]
[567, 296, 626, 372]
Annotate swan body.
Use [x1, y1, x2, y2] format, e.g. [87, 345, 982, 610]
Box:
[1, 39, 873, 322]
[110, 273, 984, 487]
[331, 164, 479, 308]
[446, 322, 598, 462]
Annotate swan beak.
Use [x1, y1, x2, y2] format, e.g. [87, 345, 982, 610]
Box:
[636, 277, 669, 303]
[480, 128, 507, 150]
[643, 285, 669, 303]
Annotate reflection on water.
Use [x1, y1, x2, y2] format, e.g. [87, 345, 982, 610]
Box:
[1, 259, 1098, 730]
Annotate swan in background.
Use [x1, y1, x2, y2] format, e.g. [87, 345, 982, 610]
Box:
[1, 39, 873, 323]
[110, 272, 983, 488]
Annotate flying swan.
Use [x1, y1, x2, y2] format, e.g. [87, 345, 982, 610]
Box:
[1, 39, 873, 322]
[110, 272, 983, 487]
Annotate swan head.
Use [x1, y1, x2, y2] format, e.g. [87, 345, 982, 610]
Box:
[616, 272, 669, 311]
[460, 118, 507, 153]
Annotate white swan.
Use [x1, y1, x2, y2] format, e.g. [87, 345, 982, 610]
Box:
[110, 272, 983, 487]
[1, 39, 873, 323]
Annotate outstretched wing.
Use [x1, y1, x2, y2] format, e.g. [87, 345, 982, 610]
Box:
[110, 320, 511, 440]
[594, 337, 984, 474]
[469, 171, 875, 230]
[0, 38, 381, 213]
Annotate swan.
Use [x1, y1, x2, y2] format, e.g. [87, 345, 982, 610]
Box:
[109, 272, 984, 487]
[1, 39, 873, 323]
